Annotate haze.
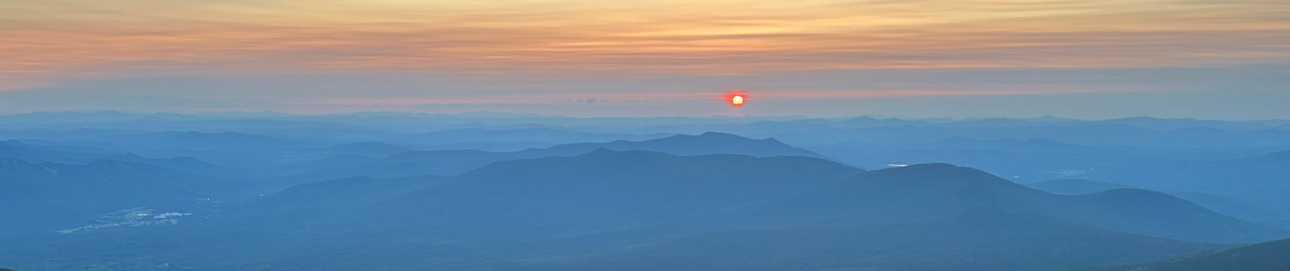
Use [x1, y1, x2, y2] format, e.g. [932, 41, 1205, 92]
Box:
[3, 1, 1290, 271]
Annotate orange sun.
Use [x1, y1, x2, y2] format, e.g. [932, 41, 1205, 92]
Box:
[722, 91, 753, 107]
[723, 91, 747, 107]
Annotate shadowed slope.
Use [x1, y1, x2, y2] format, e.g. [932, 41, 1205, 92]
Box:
[1128, 238, 1290, 271]
[351, 149, 863, 241]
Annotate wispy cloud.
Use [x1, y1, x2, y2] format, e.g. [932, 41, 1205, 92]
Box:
[3, 0, 1289, 88]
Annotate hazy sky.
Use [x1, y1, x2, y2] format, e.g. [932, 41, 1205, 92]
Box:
[3, 0, 1288, 119]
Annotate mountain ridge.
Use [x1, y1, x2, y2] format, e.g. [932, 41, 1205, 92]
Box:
[292, 132, 833, 180]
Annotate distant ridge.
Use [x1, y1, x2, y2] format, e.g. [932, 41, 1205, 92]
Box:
[1029, 179, 1131, 195]
[323, 142, 409, 158]
[0, 140, 233, 177]
[293, 132, 832, 179]
[533, 132, 826, 158]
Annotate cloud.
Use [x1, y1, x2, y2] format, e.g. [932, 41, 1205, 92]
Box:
[2, 0, 1288, 118]
[2, 0, 1288, 89]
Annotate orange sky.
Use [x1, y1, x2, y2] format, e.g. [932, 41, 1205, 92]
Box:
[2, 0, 1289, 118]
[4, 0, 1289, 87]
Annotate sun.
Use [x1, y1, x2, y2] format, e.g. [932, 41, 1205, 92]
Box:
[722, 91, 748, 107]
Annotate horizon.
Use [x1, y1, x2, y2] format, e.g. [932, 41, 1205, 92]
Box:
[5, 109, 1290, 122]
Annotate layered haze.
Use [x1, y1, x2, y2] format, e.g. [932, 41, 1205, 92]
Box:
[3, 1, 1290, 270]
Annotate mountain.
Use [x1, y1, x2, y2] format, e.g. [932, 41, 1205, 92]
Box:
[1097, 149, 1290, 199]
[1247, 149, 1290, 164]
[549, 224, 1211, 271]
[3, 155, 1278, 271]
[405, 127, 663, 151]
[807, 136, 1142, 181]
[91, 131, 307, 150]
[521, 164, 1280, 271]
[0, 158, 247, 237]
[228, 175, 453, 227]
[269, 154, 380, 177]
[286, 149, 502, 181]
[534, 132, 825, 158]
[1127, 238, 1290, 271]
[1091, 149, 1290, 227]
[349, 149, 864, 241]
[251, 176, 450, 212]
[329, 159, 1276, 270]
[1028, 179, 1132, 195]
[1067, 189, 1282, 243]
[1029, 179, 1290, 229]
[721, 164, 1282, 243]
[323, 142, 410, 158]
[0, 140, 233, 176]
[0, 150, 865, 270]
[0, 139, 110, 163]
[292, 132, 829, 180]
[67, 131, 333, 168]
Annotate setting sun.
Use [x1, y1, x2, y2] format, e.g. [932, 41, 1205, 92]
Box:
[732, 95, 745, 106]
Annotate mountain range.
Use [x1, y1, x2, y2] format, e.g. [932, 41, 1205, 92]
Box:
[7, 150, 1279, 270]
[0, 158, 246, 238]
[4, 115, 1290, 271]
[288, 132, 826, 181]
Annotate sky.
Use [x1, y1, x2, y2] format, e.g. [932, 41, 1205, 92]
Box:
[2, 0, 1289, 119]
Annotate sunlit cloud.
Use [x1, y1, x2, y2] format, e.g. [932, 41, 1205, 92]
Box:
[2, 0, 1288, 118]
[3, 0, 1289, 89]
